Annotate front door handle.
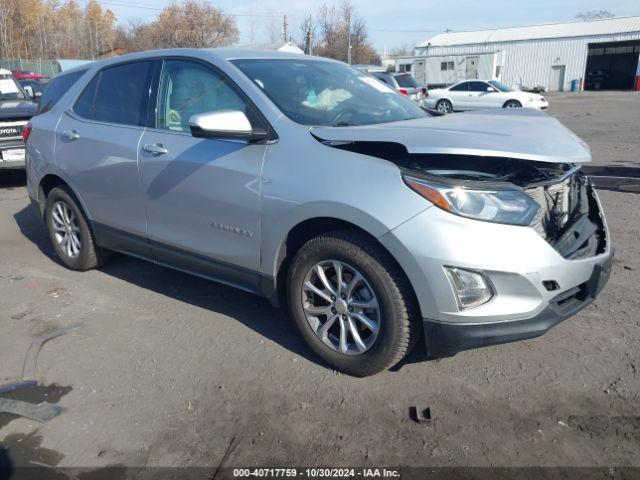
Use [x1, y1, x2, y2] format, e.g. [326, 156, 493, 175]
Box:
[143, 143, 168, 155]
[62, 130, 79, 141]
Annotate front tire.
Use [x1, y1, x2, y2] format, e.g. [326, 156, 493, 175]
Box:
[45, 186, 110, 271]
[287, 230, 417, 377]
[504, 100, 522, 108]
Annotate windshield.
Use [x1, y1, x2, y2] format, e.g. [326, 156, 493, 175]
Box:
[0, 75, 26, 101]
[488, 80, 514, 92]
[395, 74, 419, 88]
[232, 59, 427, 127]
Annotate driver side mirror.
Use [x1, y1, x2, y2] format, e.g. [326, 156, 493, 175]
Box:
[23, 85, 34, 99]
[486, 87, 497, 92]
[189, 110, 268, 142]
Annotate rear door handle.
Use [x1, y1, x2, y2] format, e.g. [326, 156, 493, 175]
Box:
[62, 130, 79, 141]
[143, 143, 168, 155]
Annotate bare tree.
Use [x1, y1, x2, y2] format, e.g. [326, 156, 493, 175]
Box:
[299, 15, 315, 54]
[387, 43, 414, 57]
[575, 10, 615, 21]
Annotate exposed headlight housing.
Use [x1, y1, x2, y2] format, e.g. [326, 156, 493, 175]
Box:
[403, 176, 539, 226]
[444, 266, 494, 310]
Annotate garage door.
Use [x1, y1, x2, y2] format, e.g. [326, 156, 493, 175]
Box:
[585, 41, 640, 90]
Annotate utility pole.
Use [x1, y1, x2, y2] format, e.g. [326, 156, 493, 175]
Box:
[346, 11, 352, 64]
[282, 14, 288, 43]
[304, 14, 312, 55]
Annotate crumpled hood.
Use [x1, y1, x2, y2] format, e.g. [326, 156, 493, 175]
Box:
[311, 108, 591, 164]
[0, 99, 37, 120]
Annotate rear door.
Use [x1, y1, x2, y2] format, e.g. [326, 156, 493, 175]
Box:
[138, 58, 267, 284]
[54, 61, 153, 254]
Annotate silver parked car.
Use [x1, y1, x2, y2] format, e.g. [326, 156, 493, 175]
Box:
[25, 49, 612, 376]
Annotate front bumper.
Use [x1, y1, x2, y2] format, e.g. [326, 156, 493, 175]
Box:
[379, 185, 612, 356]
[423, 251, 613, 357]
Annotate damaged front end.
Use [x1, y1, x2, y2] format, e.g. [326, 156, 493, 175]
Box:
[323, 139, 607, 261]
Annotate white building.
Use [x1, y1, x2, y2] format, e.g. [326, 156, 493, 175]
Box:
[405, 16, 640, 91]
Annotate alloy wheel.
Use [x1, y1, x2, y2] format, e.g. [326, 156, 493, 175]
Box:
[51, 200, 82, 258]
[437, 101, 452, 114]
[301, 260, 380, 355]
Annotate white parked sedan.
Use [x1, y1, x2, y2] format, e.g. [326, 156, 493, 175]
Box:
[425, 80, 548, 114]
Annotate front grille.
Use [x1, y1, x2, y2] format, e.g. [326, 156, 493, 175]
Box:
[526, 171, 606, 259]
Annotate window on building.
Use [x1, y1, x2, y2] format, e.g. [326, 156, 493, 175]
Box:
[440, 61, 454, 71]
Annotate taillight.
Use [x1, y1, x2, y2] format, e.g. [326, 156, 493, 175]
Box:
[421, 88, 428, 96]
[398, 89, 408, 95]
[22, 122, 32, 143]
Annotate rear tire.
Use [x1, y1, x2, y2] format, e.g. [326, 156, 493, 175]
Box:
[504, 100, 522, 108]
[45, 186, 110, 271]
[436, 99, 453, 114]
[287, 230, 418, 377]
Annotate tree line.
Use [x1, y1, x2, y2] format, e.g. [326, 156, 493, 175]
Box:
[0, 0, 379, 65]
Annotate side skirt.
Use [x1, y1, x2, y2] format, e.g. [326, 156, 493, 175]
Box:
[93, 222, 278, 303]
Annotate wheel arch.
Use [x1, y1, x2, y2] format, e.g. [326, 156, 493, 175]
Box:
[270, 216, 422, 320]
[503, 99, 522, 108]
[36, 173, 92, 224]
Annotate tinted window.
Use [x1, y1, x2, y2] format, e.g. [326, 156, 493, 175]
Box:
[449, 82, 468, 92]
[37, 70, 87, 114]
[74, 75, 99, 119]
[469, 81, 491, 92]
[372, 73, 391, 85]
[394, 75, 418, 88]
[156, 60, 247, 132]
[75, 62, 152, 126]
[233, 59, 426, 127]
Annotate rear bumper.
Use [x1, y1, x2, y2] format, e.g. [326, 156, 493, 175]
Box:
[0, 141, 26, 169]
[423, 251, 613, 357]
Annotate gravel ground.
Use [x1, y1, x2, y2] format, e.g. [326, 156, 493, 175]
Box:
[0, 92, 639, 474]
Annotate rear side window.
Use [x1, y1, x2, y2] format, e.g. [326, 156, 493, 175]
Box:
[74, 61, 152, 127]
[449, 82, 469, 92]
[37, 69, 87, 115]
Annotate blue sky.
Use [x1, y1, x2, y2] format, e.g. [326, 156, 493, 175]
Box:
[101, 0, 640, 53]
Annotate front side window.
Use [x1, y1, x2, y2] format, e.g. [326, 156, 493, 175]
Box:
[469, 81, 492, 92]
[0, 74, 26, 101]
[156, 60, 247, 133]
[233, 59, 427, 127]
[74, 61, 152, 126]
[449, 82, 468, 92]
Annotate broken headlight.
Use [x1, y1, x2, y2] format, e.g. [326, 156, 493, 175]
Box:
[403, 176, 539, 226]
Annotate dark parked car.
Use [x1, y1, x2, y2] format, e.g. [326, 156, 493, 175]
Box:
[18, 79, 46, 102]
[370, 71, 427, 103]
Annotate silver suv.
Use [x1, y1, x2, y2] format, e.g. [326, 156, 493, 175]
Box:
[25, 49, 612, 376]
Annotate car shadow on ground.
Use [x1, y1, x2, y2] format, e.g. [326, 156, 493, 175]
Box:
[13, 204, 323, 369]
[0, 170, 26, 188]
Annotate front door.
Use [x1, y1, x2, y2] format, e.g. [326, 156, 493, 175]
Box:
[550, 65, 566, 91]
[138, 59, 267, 286]
[54, 61, 153, 249]
[465, 57, 479, 79]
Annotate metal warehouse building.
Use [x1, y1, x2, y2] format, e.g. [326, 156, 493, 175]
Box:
[402, 16, 640, 91]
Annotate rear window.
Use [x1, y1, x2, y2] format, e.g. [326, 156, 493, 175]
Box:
[394, 75, 418, 88]
[37, 69, 87, 115]
[74, 61, 152, 127]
